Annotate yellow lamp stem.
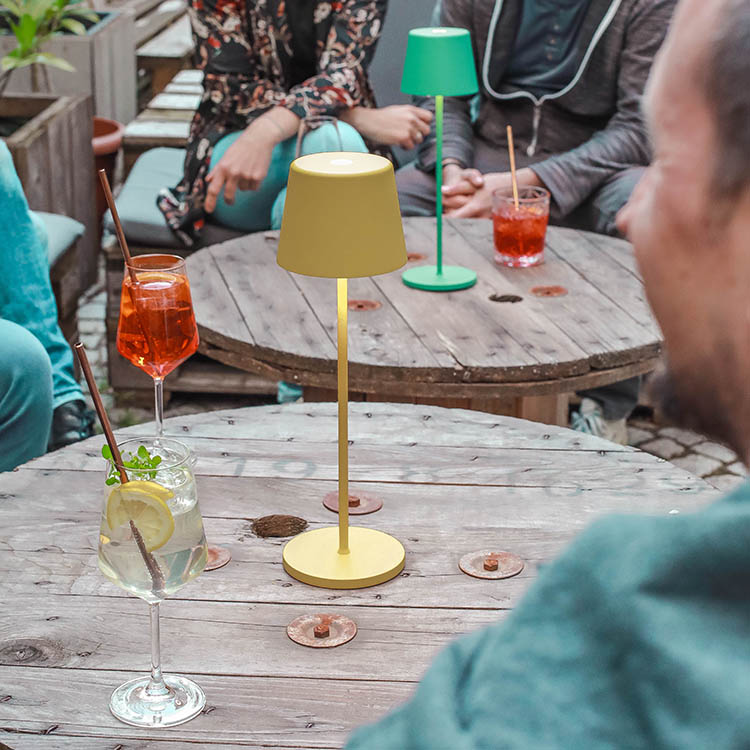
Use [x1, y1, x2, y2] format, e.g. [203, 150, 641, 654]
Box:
[337, 278, 350, 555]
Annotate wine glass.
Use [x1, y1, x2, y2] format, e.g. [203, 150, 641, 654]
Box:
[296, 115, 344, 158]
[99, 437, 207, 727]
[116, 254, 199, 439]
[116, 254, 230, 571]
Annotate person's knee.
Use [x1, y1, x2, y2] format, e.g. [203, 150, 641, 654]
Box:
[0, 321, 53, 471]
[335, 121, 368, 153]
[592, 167, 646, 237]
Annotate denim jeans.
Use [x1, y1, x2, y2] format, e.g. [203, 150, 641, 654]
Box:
[0, 141, 82, 410]
[0, 319, 53, 471]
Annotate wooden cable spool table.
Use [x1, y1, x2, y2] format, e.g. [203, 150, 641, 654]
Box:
[0, 403, 715, 747]
[188, 217, 662, 425]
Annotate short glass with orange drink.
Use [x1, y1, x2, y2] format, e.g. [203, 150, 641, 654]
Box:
[492, 186, 550, 268]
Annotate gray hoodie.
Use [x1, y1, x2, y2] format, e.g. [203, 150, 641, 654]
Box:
[417, 0, 676, 216]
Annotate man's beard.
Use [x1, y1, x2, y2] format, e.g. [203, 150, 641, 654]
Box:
[648, 361, 743, 458]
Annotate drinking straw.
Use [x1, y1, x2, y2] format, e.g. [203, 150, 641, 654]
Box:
[74, 342, 164, 590]
[98, 169, 138, 285]
[506, 125, 520, 210]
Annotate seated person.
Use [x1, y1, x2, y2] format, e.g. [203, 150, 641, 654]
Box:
[398, 0, 675, 443]
[158, 0, 433, 247]
[0, 320, 54, 472]
[347, 0, 750, 746]
[0, 142, 94, 460]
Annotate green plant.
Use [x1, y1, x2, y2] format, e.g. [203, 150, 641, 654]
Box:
[102, 444, 163, 486]
[0, 0, 98, 94]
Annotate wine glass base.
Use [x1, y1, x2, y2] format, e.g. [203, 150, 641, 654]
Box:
[109, 674, 205, 727]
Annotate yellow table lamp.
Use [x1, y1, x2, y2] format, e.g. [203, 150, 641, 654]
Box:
[277, 152, 407, 588]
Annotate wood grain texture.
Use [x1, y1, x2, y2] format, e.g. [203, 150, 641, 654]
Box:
[187, 219, 662, 404]
[0, 404, 717, 746]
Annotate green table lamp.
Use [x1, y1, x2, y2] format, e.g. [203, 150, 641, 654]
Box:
[401, 27, 479, 291]
[277, 152, 407, 588]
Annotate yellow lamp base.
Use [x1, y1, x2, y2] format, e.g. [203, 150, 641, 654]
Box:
[282, 526, 405, 589]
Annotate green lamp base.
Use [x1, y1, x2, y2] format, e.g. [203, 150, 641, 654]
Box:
[402, 264, 477, 291]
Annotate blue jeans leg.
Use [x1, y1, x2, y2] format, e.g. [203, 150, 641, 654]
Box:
[0, 320, 54, 471]
[270, 121, 369, 230]
[0, 142, 82, 409]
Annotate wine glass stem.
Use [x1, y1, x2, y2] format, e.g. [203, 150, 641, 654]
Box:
[146, 602, 169, 697]
[154, 377, 164, 439]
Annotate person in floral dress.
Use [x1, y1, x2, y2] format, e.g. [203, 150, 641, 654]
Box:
[158, 0, 430, 246]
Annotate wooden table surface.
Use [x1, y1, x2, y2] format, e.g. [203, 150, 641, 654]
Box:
[187, 217, 662, 423]
[0, 403, 716, 748]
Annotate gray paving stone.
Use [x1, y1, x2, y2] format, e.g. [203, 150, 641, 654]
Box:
[705, 473, 746, 492]
[639, 437, 684, 460]
[657, 426, 704, 447]
[671, 453, 722, 478]
[728, 461, 747, 476]
[627, 426, 653, 446]
[693, 440, 738, 464]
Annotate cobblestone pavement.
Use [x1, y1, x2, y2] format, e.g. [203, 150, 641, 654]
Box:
[79, 273, 745, 493]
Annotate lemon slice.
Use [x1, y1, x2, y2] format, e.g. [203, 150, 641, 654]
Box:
[106, 480, 175, 552]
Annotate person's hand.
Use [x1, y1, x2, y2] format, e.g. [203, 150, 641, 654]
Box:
[448, 168, 543, 218]
[205, 119, 277, 212]
[442, 167, 484, 211]
[341, 105, 432, 149]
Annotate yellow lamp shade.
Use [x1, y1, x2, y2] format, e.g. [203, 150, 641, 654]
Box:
[277, 152, 407, 279]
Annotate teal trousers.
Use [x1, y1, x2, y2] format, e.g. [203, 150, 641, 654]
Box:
[209, 121, 368, 232]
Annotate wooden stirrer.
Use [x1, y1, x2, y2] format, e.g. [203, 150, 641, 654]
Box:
[506, 125, 520, 210]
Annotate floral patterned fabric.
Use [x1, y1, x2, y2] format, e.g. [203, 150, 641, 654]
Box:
[157, 0, 387, 247]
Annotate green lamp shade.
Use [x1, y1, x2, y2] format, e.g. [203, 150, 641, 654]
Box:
[401, 27, 478, 97]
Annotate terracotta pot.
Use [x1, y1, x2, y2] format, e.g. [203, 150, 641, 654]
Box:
[92, 115, 124, 222]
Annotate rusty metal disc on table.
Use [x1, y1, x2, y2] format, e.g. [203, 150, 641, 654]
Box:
[204, 546, 232, 571]
[322, 491, 383, 515]
[286, 614, 357, 648]
[458, 550, 524, 580]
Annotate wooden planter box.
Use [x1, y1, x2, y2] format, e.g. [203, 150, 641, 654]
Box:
[3, 94, 99, 291]
[0, 11, 136, 124]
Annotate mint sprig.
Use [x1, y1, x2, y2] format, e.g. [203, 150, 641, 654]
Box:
[102, 444, 163, 485]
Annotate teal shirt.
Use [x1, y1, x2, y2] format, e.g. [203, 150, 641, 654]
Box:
[347, 482, 750, 749]
[505, 0, 593, 97]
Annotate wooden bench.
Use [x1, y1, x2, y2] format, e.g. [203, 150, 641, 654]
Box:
[137, 14, 195, 103]
[123, 68, 200, 176]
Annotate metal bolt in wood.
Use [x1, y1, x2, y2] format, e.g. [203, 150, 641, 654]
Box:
[322, 491, 383, 515]
[459, 550, 524, 580]
[286, 614, 357, 648]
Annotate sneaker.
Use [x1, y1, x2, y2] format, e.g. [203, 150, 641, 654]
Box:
[570, 398, 629, 445]
[48, 399, 95, 452]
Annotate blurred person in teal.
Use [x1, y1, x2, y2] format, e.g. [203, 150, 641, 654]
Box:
[347, 0, 750, 746]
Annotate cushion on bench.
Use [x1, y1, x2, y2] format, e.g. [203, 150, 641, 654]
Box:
[32, 211, 85, 267]
[104, 147, 244, 249]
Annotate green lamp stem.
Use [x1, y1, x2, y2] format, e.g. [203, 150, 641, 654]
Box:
[435, 94, 443, 277]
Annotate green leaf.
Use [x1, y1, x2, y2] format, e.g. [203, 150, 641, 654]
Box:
[137, 445, 149, 460]
[59, 16, 84, 34]
[153, 456, 162, 466]
[101, 445, 112, 459]
[30, 51, 75, 71]
[105, 477, 118, 486]
[1, 0, 24, 19]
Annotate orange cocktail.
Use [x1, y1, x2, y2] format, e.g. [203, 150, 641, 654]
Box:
[492, 186, 550, 268]
[116, 254, 198, 436]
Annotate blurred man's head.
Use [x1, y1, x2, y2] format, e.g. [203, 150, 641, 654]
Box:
[619, 0, 750, 461]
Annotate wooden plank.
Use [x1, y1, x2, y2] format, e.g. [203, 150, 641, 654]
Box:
[138, 13, 193, 58]
[172, 68, 202, 84]
[134, 0, 187, 47]
[199, 242, 337, 366]
[164, 81, 203, 94]
[0, 595, 503, 682]
[4, 739, 295, 749]
[147, 92, 201, 111]
[123, 118, 191, 145]
[451, 219, 661, 369]
[0, 668, 412, 748]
